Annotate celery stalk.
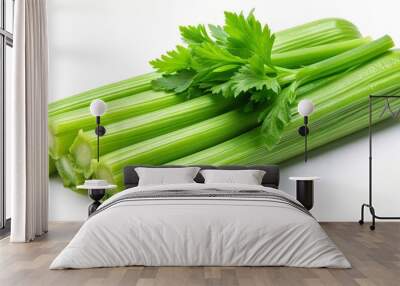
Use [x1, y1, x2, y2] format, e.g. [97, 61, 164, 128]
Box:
[49, 90, 185, 159]
[296, 35, 394, 84]
[70, 95, 236, 177]
[49, 90, 183, 136]
[49, 133, 76, 160]
[278, 36, 394, 86]
[54, 155, 85, 188]
[48, 72, 160, 116]
[93, 109, 260, 186]
[272, 18, 361, 53]
[271, 37, 371, 68]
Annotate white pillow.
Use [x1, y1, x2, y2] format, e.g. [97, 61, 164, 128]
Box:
[135, 167, 200, 186]
[200, 169, 266, 185]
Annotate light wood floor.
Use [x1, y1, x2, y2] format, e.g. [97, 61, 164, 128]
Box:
[0, 222, 399, 286]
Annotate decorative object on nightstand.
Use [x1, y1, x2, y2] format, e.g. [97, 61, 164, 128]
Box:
[289, 177, 320, 210]
[90, 99, 107, 161]
[359, 94, 400, 231]
[297, 99, 315, 162]
[77, 180, 116, 216]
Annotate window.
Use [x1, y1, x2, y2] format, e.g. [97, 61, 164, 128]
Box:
[0, 0, 13, 234]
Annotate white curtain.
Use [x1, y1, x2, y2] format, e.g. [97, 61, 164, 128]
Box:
[9, 0, 48, 242]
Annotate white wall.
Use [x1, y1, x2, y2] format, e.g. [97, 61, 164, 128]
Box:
[48, 0, 400, 221]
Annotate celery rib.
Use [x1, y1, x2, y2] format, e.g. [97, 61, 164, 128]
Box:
[272, 18, 361, 53]
[296, 35, 394, 84]
[272, 37, 370, 68]
[70, 95, 236, 177]
[48, 72, 160, 116]
[54, 155, 85, 188]
[93, 109, 260, 186]
[49, 90, 183, 136]
[48, 90, 185, 159]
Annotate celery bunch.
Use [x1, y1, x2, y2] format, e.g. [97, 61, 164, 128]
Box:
[48, 13, 400, 195]
[171, 52, 400, 165]
[150, 11, 393, 149]
[94, 51, 400, 187]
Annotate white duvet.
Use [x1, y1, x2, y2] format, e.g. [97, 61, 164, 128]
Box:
[50, 183, 350, 269]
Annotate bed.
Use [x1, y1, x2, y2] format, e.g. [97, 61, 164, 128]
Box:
[50, 165, 350, 269]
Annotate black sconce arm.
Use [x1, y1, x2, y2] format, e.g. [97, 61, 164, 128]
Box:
[298, 116, 309, 162]
[95, 116, 106, 162]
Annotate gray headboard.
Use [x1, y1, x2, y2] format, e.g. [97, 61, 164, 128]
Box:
[123, 165, 280, 189]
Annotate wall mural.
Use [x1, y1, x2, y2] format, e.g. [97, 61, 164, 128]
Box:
[48, 11, 400, 196]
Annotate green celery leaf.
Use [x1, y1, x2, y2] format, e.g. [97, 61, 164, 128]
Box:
[250, 89, 275, 104]
[182, 86, 204, 99]
[210, 81, 235, 98]
[243, 101, 255, 112]
[231, 55, 280, 97]
[260, 82, 298, 149]
[200, 68, 238, 83]
[223, 10, 275, 64]
[213, 64, 240, 73]
[193, 42, 246, 69]
[208, 24, 228, 45]
[150, 45, 192, 74]
[180, 25, 213, 45]
[151, 70, 197, 93]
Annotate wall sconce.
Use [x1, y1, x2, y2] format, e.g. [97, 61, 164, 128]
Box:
[90, 99, 107, 162]
[297, 99, 314, 162]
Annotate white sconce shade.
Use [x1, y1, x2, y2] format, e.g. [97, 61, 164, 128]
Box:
[90, 99, 107, 116]
[298, 99, 314, 116]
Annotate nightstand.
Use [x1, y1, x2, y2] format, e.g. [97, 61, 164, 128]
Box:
[77, 180, 117, 216]
[289, 177, 320, 210]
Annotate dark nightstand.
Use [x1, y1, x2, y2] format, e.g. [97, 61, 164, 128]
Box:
[77, 181, 116, 216]
[289, 177, 320, 210]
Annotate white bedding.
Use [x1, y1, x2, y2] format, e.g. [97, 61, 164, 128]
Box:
[50, 183, 350, 269]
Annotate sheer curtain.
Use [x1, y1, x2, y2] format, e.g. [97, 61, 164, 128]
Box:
[9, 0, 48, 242]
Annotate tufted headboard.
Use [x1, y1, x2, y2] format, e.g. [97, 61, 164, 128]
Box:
[123, 165, 280, 189]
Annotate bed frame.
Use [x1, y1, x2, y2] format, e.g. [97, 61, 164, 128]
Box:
[123, 165, 280, 189]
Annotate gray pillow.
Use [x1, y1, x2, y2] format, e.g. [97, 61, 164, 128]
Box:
[200, 169, 266, 185]
[136, 167, 200, 186]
